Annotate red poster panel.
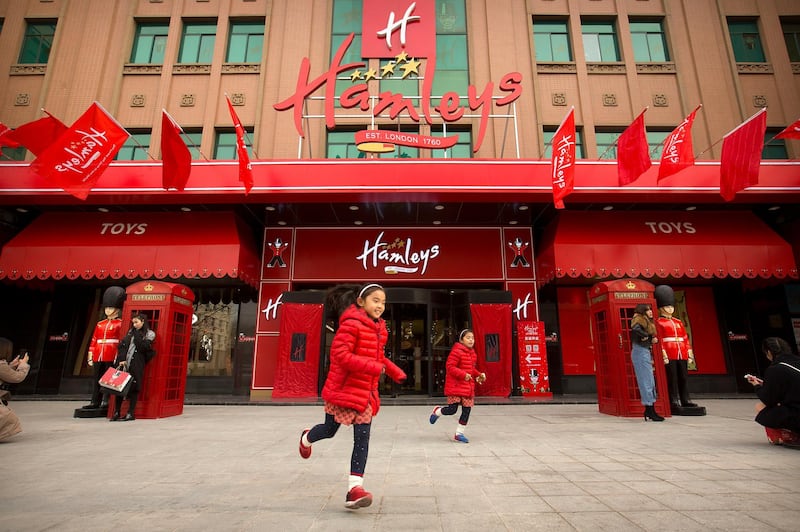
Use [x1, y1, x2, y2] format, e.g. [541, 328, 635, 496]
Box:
[470, 303, 512, 397]
[272, 303, 324, 398]
[258, 282, 289, 334]
[262, 228, 293, 280]
[291, 227, 504, 282]
[516, 321, 552, 398]
[502, 227, 535, 280]
[252, 334, 279, 389]
[361, 0, 436, 59]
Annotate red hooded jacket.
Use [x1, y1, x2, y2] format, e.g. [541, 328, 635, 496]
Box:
[321, 304, 406, 414]
[444, 341, 482, 398]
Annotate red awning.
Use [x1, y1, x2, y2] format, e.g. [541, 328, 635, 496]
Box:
[0, 211, 260, 286]
[536, 211, 798, 282]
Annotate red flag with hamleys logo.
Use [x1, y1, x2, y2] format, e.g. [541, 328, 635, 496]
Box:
[550, 107, 575, 209]
[658, 105, 700, 181]
[30, 102, 129, 200]
[774, 117, 800, 140]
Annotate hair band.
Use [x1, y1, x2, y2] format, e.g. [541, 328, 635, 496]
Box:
[459, 329, 471, 340]
[358, 283, 384, 298]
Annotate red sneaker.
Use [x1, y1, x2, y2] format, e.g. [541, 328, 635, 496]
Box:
[345, 485, 373, 509]
[299, 429, 311, 459]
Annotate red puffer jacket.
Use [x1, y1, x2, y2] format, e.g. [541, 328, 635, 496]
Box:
[322, 304, 406, 415]
[444, 342, 481, 398]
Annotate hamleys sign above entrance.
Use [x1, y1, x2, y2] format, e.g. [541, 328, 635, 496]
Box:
[273, 0, 523, 153]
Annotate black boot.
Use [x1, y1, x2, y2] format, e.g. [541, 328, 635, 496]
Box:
[644, 405, 664, 422]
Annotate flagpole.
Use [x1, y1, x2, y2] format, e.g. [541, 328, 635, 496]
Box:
[544, 106, 575, 159]
[696, 107, 764, 158]
[179, 130, 210, 162]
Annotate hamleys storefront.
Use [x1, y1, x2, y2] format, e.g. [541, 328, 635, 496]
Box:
[0, 0, 799, 400]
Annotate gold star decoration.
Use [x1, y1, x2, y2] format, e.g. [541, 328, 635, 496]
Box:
[363, 68, 378, 82]
[400, 58, 420, 79]
[350, 70, 363, 81]
[380, 62, 396, 76]
[395, 51, 409, 63]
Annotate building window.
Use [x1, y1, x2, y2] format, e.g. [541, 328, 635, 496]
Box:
[331, 0, 363, 109]
[543, 128, 584, 159]
[226, 20, 264, 63]
[581, 20, 620, 62]
[1, 146, 27, 161]
[214, 130, 252, 159]
[646, 130, 670, 160]
[430, 0, 468, 108]
[181, 128, 203, 159]
[782, 19, 800, 62]
[19, 21, 56, 64]
[431, 128, 472, 158]
[178, 21, 217, 64]
[116, 131, 152, 161]
[130, 22, 169, 64]
[327, 130, 366, 159]
[629, 20, 669, 62]
[728, 20, 766, 62]
[763, 130, 788, 159]
[378, 127, 420, 159]
[595, 130, 622, 159]
[533, 19, 572, 62]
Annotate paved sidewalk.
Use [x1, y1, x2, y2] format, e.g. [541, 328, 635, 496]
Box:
[2, 400, 798, 531]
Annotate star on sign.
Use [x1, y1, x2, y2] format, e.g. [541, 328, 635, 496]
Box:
[400, 58, 420, 79]
[363, 69, 378, 82]
[394, 51, 409, 63]
[381, 62, 396, 77]
[350, 70, 363, 81]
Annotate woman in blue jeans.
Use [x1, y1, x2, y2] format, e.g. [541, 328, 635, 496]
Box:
[630, 304, 664, 421]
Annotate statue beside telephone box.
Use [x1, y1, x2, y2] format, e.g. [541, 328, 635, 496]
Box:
[109, 281, 195, 419]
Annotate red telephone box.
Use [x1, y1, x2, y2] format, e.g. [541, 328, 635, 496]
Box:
[589, 279, 671, 418]
[111, 281, 195, 419]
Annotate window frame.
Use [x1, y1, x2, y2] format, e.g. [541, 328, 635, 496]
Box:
[226, 19, 265, 63]
[18, 20, 57, 64]
[130, 21, 169, 64]
[727, 19, 766, 63]
[178, 20, 218, 64]
[581, 19, 621, 62]
[116, 131, 152, 161]
[214, 129, 253, 160]
[629, 19, 670, 62]
[533, 18, 573, 62]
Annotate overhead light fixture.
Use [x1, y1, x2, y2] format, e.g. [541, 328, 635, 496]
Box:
[277, 220, 287, 226]
[685, 206, 696, 211]
[602, 206, 614, 211]
[433, 220, 441, 225]
[354, 220, 363, 225]
[349, 205, 360, 211]
[180, 207, 191, 212]
[509, 220, 518, 225]
[434, 204, 445, 211]
[265, 206, 276, 212]
[518, 205, 529, 211]
[15, 207, 28, 213]
[768, 206, 781, 211]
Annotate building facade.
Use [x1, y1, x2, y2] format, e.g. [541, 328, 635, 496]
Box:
[0, 0, 798, 399]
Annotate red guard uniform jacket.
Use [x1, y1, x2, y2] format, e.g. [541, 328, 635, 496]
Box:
[444, 342, 482, 398]
[322, 305, 406, 415]
[88, 318, 123, 363]
[655, 316, 692, 361]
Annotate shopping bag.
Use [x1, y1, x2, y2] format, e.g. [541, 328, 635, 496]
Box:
[99, 367, 133, 396]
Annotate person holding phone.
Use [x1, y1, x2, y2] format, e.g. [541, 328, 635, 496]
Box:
[0, 337, 30, 442]
[746, 337, 800, 448]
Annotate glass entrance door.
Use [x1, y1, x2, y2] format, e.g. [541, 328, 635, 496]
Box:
[383, 301, 428, 396]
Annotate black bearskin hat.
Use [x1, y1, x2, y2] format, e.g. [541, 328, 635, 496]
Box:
[101, 286, 126, 309]
[654, 285, 675, 309]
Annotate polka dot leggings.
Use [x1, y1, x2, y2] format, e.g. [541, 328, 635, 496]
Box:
[307, 413, 371, 476]
[441, 403, 471, 425]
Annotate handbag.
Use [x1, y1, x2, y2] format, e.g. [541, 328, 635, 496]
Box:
[99, 367, 133, 396]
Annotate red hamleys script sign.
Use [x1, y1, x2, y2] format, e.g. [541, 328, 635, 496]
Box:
[273, 1, 523, 153]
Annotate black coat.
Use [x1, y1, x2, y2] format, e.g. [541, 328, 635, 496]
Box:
[755, 354, 800, 432]
[115, 328, 156, 393]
